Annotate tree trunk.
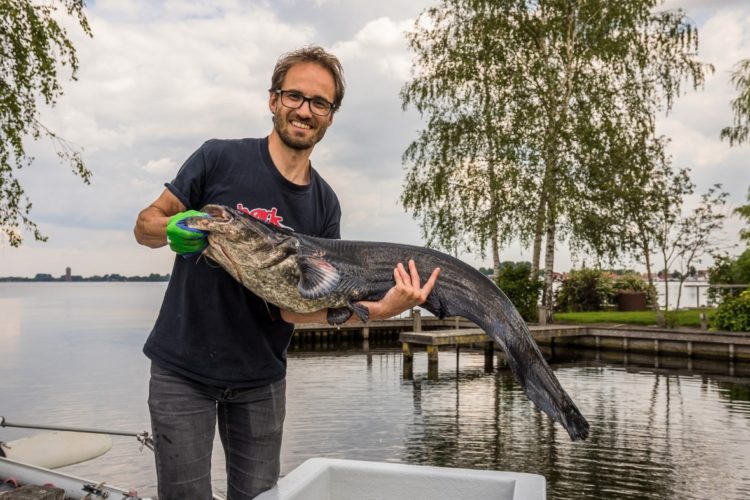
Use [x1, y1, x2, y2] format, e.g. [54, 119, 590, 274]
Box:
[533, 1, 579, 296]
[641, 239, 660, 316]
[643, 246, 665, 328]
[492, 234, 500, 282]
[660, 247, 669, 328]
[530, 194, 545, 278]
[542, 195, 557, 318]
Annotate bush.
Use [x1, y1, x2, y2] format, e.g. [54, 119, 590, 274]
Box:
[708, 249, 750, 304]
[495, 262, 542, 322]
[612, 271, 648, 293]
[710, 290, 750, 332]
[555, 268, 614, 312]
[612, 271, 654, 306]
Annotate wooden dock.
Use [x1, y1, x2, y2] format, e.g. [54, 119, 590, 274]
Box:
[399, 324, 588, 378]
[290, 309, 750, 378]
[397, 321, 750, 379]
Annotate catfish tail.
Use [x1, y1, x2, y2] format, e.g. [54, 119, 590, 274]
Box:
[486, 317, 590, 441]
[425, 268, 590, 441]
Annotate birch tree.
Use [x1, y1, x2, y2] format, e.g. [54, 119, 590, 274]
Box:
[401, 0, 710, 310]
[401, 0, 542, 279]
[1, 0, 92, 246]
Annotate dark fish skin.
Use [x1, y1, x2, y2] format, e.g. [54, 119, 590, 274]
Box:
[187, 204, 590, 441]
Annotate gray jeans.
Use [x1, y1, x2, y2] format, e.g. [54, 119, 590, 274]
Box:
[148, 362, 286, 500]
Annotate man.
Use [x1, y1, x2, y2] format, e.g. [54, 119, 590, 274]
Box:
[133, 46, 439, 500]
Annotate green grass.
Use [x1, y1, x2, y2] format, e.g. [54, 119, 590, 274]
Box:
[554, 309, 712, 328]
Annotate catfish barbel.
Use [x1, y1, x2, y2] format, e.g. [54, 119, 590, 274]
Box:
[186, 204, 589, 441]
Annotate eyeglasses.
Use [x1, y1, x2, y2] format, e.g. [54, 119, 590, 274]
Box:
[273, 89, 336, 116]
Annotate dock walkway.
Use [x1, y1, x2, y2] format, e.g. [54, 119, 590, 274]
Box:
[291, 310, 750, 376]
[398, 321, 750, 378]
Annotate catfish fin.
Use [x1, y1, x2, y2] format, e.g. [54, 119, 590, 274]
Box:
[349, 301, 370, 323]
[327, 307, 353, 326]
[298, 255, 341, 299]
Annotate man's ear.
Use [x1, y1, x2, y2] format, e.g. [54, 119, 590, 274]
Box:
[269, 92, 278, 115]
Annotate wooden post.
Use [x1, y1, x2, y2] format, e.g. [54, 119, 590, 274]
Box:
[362, 326, 370, 340]
[427, 345, 439, 380]
[699, 313, 707, 330]
[550, 337, 556, 359]
[402, 342, 413, 380]
[484, 342, 494, 372]
[413, 309, 422, 332]
[403, 360, 413, 380]
[538, 306, 547, 325]
[402, 342, 413, 362]
[427, 345, 439, 363]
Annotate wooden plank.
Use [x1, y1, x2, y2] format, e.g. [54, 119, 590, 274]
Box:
[587, 327, 750, 345]
[399, 325, 589, 346]
[400, 329, 489, 346]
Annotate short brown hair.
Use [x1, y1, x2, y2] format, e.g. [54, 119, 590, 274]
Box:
[270, 45, 346, 111]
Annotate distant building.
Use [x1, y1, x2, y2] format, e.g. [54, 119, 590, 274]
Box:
[65, 267, 72, 282]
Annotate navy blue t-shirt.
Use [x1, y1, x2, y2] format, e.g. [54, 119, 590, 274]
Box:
[143, 137, 341, 387]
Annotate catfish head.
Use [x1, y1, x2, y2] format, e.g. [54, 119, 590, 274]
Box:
[183, 204, 299, 282]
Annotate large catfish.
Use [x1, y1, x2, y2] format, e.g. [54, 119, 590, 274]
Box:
[186, 204, 589, 441]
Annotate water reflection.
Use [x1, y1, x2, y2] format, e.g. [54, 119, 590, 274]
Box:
[285, 341, 750, 500]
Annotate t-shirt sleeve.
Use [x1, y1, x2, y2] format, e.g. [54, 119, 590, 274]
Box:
[165, 143, 209, 210]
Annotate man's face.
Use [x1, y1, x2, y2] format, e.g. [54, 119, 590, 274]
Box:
[270, 62, 336, 151]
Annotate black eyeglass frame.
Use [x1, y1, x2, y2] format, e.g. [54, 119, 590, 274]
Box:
[271, 89, 337, 116]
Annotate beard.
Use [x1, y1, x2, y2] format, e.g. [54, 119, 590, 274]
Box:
[273, 111, 329, 151]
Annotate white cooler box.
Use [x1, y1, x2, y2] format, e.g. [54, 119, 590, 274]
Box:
[254, 458, 546, 500]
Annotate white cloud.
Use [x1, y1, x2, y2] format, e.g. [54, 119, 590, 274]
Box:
[143, 157, 178, 175]
[333, 17, 414, 81]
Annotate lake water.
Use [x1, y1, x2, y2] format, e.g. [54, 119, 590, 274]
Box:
[654, 280, 712, 309]
[1, 283, 749, 499]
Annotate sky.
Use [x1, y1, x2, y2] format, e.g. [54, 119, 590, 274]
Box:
[1, 0, 749, 278]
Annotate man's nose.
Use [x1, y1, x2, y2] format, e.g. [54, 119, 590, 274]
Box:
[296, 100, 314, 118]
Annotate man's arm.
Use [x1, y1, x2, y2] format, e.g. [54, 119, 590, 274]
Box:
[134, 189, 187, 248]
[280, 259, 440, 324]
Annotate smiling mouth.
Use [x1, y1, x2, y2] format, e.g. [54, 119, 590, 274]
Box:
[291, 120, 312, 130]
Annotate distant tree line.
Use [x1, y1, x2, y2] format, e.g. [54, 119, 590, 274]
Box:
[0, 273, 170, 282]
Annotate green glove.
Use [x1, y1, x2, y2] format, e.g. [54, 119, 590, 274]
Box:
[166, 210, 209, 256]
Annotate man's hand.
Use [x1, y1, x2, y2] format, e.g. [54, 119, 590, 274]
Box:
[166, 210, 209, 256]
[365, 259, 440, 321]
